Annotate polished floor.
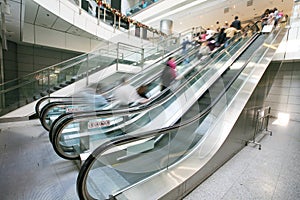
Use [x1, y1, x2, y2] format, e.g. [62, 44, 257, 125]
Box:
[0, 104, 299, 200]
[0, 119, 79, 200]
[185, 118, 300, 200]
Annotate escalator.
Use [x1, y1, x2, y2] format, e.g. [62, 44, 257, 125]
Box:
[49, 24, 260, 161]
[37, 45, 200, 131]
[76, 26, 287, 200]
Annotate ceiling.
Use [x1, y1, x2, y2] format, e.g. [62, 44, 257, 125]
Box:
[0, 0, 295, 47]
[1, 0, 104, 45]
[134, 0, 294, 33]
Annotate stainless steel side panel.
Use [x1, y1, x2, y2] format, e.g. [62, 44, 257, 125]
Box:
[117, 28, 287, 200]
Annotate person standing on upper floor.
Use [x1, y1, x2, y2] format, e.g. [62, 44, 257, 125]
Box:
[231, 16, 242, 30]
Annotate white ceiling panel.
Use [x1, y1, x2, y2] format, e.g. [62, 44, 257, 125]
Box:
[52, 17, 73, 32]
[67, 26, 87, 36]
[24, 0, 38, 24]
[35, 6, 58, 28]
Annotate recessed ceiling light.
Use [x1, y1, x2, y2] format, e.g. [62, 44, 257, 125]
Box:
[46, 14, 50, 16]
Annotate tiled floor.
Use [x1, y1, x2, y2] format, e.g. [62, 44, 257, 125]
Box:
[0, 120, 79, 200]
[184, 118, 300, 200]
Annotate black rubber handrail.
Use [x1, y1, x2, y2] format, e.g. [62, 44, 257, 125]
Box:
[76, 30, 268, 200]
[51, 29, 258, 160]
[40, 46, 199, 132]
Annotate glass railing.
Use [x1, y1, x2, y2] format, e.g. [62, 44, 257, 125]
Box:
[126, 0, 160, 16]
[38, 46, 187, 131]
[66, 0, 165, 37]
[50, 30, 257, 160]
[35, 26, 202, 127]
[0, 40, 168, 116]
[76, 29, 278, 200]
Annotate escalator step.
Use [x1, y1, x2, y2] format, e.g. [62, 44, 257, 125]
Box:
[40, 91, 48, 97]
[71, 77, 78, 82]
[47, 88, 56, 93]
[54, 86, 62, 90]
[60, 83, 68, 87]
[65, 80, 73, 84]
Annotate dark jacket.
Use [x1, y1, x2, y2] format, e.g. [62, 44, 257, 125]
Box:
[231, 20, 241, 30]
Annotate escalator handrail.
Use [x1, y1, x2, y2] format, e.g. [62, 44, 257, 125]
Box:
[36, 17, 245, 118]
[49, 20, 260, 135]
[51, 29, 260, 151]
[76, 28, 274, 200]
[40, 45, 198, 132]
[53, 28, 257, 122]
[35, 44, 185, 118]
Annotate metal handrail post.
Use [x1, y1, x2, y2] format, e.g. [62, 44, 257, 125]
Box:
[116, 43, 119, 71]
[141, 48, 145, 70]
[86, 55, 89, 86]
[103, 8, 106, 22]
[97, 6, 100, 25]
[47, 68, 51, 97]
[78, 0, 82, 14]
[114, 14, 116, 32]
[265, 106, 272, 135]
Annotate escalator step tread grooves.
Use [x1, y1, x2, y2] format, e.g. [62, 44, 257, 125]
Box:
[60, 83, 68, 87]
[48, 88, 56, 93]
[54, 86, 62, 90]
[71, 77, 78, 82]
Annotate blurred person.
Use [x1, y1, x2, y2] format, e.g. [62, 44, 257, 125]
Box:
[273, 8, 279, 26]
[198, 41, 211, 60]
[215, 28, 227, 47]
[181, 37, 191, 55]
[200, 31, 208, 42]
[216, 21, 221, 32]
[222, 21, 229, 29]
[161, 57, 177, 91]
[206, 28, 216, 40]
[224, 25, 238, 47]
[267, 9, 275, 25]
[231, 16, 242, 30]
[114, 77, 149, 106]
[137, 85, 149, 99]
[76, 87, 108, 110]
[225, 25, 238, 39]
[261, 9, 270, 29]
